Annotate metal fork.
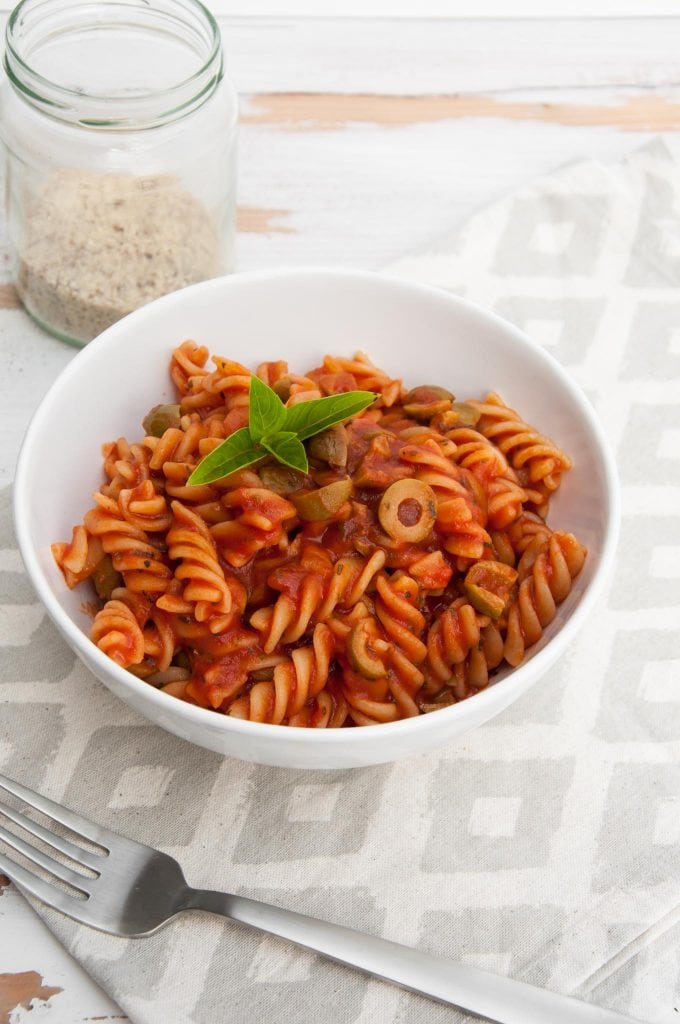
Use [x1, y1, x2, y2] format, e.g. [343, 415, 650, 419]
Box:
[0, 773, 644, 1024]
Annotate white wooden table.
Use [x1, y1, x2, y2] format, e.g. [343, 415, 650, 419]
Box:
[2, 9, 680, 1021]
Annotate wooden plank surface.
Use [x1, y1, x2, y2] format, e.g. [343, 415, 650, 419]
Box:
[178, 16, 680, 94]
[182, 1, 680, 16]
[2, 15, 680, 94]
[1, 12, 679, 1023]
[242, 90, 680, 129]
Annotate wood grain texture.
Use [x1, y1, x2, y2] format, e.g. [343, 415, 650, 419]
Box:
[0, 284, 20, 309]
[0, 972, 62, 1022]
[1, 13, 680, 95]
[237, 205, 296, 233]
[218, 16, 680, 95]
[196, 2, 680, 15]
[243, 91, 680, 131]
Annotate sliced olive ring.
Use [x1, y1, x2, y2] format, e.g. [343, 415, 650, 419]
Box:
[403, 386, 454, 421]
[142, 403, 182, 438]
[450, 401, 481, 427]
[93, 554, 123, 601]
[463, 560, 518, 618]
[259, 464, 308, 495]
[347, 618, 387, 679]
[307, 425, 348, 467]
[378, 478, 437, 543]
[291, 478, 353, 521]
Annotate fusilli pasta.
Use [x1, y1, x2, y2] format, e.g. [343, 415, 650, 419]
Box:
[53, 349, 586, 726]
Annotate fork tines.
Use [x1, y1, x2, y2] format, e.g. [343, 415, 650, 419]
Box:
[0, 773, 107, 908]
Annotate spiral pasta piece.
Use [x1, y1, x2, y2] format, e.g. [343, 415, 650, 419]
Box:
[373, 573, 427, 665]
[334, 575, 427, 724]
[104, 587, 176, 679]
[170, 340, 210, 394]
[316, 351, 403, 406]
[504, 532, 586, 666]
[250, 544, 334, 652]
[83, 491, 173, 594]
[117, 480, 172, 532]
[399, 439, 471, 502]
[251, 546, 389, 653]
[425, 598, 483, 684]
[469, 393, 572, 499]
[486, 511, 555, 571]
[435, 495, 490, 561]
[420, 621, 499, 704]
[91, 599, 145, 668]
[178, 357, 251, 419]
[485, 475, 529, 531]
[228, 624, 339, 725]
[203, 357, 252, 399]
[342, 662, 421, 725]
[145, 421, 210, 470]
[157, 501, 243, 631]
[211, 487, 297, 568]
[101, 438, 151, 499]
[446, 425, 511, 478]
[397, 552, 446, 592]
[446, 621, 506, 700]
[397, 440, 491, 559]
[317, 550, 387, 621]
[52, 523, 105, 589]
[507, 511, 553, 555]
[144, 413, 244, 503]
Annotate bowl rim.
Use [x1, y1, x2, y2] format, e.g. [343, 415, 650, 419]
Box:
[14, 266, 621, 745]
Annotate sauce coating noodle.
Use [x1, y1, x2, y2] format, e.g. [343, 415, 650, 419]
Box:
[53, 346, 586, 726]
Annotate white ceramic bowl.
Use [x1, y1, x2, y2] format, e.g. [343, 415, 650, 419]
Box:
[14, 269, 619, 769]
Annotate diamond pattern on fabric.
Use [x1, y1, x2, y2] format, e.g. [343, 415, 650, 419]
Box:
[2, 139, 680, 1023]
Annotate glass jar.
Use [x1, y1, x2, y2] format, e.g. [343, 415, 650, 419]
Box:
[0, 0, 237, 345]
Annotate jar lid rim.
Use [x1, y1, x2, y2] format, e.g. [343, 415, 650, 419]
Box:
[4, 0, 224, 128]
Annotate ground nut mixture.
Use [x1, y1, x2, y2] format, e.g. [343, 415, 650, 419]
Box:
[17, 168, 221, 343]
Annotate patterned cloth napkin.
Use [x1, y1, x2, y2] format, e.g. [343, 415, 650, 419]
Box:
[2, 138, 680, 1024]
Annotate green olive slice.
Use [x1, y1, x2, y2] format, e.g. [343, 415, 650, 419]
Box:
[307, 425, 348, 467]
[378, 479, 437, 543]
[272, 377, 293, 402]
[403, 386, 454, 421]
[259, 464, 307, 495]
[93, 555, 123, 601]
[464, 583, 506, 618]
[173, 650, 191, 671]
[142, 404, 182, 437]
[451, 401, 481, 427]
[249, 666, 275, 681]
[419, 691, 456, 713]
[463, 560, 518, 618]
[291, 479, 353, 521]
[347, 619, 387, 679]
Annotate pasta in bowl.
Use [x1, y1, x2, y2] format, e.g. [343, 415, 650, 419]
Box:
[14, 269, 618, 767]
[52, 345, 586, 727]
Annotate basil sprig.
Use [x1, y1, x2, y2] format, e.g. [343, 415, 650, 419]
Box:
[188, 376, 376, 485]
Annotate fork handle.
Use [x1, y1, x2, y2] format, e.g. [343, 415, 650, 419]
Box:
[185, 889, 643, 1024]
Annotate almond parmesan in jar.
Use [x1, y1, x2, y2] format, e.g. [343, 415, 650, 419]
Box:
[0, 0, 237, 346]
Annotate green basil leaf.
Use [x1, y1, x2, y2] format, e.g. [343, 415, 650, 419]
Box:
[282, 391, 377, 441]
[248, 374, 286, 442]
[261, 431, 309, 473]
[188, 428, 262, 485]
